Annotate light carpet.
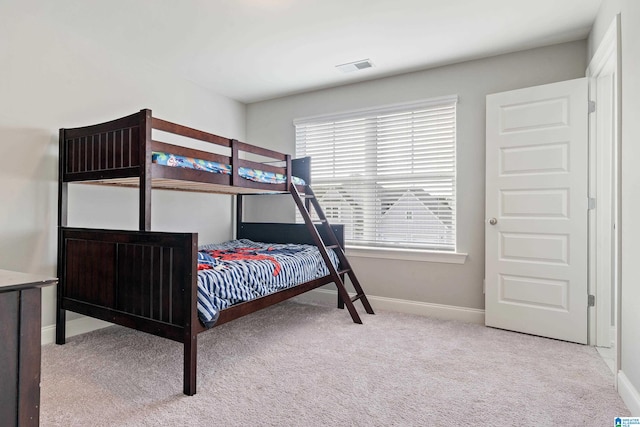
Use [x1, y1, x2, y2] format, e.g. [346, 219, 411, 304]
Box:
[41, 300, 629, 426]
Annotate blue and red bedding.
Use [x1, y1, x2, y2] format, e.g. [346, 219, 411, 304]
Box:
[196, 239, 338, 327]
[152, 152, 305, 186]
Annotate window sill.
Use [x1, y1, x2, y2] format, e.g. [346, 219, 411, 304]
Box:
[344, 246, 468, 264]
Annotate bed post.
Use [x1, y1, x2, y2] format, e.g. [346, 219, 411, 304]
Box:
[230, 139, 240, 187]
[139, 109, 152, 231]
[292, 156, 311, 211]
[236, 194, 244, 238]
[56, 129, 67, 345]
[285, 154, 292, 189]
[184, 333, 197, 396]
[183, 233, 199, 396]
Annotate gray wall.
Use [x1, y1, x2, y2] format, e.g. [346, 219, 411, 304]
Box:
[619, 2, 640, 410]
[246, 40, 587, 310]
[588, 0, 622, 58]
[0, 4, 245, 328]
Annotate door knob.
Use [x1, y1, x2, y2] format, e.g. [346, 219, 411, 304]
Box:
[488, 218, 498, 225]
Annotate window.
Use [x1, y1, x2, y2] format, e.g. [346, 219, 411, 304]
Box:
[295, 96, 457, 252]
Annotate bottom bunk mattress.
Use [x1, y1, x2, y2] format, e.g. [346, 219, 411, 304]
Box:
[196, 239, 339, 327]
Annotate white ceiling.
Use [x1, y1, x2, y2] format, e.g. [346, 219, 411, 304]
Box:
[29, 0, 602, 103]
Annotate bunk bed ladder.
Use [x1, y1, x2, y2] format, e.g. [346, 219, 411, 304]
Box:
[290, 184, 375, 324]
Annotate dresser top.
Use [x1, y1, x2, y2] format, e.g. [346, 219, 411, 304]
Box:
[0, 269, 57, 293]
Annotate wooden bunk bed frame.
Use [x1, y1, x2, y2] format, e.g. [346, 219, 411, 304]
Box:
[56, 109, 374, 395]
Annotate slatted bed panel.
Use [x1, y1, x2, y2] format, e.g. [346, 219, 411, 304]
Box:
[62, 112, 143, 182]
[59, 228, 196, 343]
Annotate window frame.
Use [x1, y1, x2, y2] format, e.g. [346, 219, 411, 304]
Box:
[294, 96, 466, 262]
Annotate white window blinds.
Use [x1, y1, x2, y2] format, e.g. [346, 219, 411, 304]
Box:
[295, 96, 457, 251]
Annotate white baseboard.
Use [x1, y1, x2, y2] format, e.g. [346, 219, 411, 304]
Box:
[295, 289, 485, 324]
[41, 316, 113, 346]
[618, 371, 640, 416]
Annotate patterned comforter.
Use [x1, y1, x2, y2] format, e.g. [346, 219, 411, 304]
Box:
[196, 239, 338, 327]
[152, 152, 305, 185]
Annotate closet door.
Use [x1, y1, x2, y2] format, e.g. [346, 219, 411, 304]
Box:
[485, 78, 588, 344]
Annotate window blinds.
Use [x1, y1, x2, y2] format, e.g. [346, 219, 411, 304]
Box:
[295, 96, 457, 251]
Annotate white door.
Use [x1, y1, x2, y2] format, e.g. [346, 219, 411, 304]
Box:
[485, 78, 589, 344]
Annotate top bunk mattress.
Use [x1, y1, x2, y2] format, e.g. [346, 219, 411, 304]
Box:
[153, 152, 305, 186]
[196, 239, 338, 327]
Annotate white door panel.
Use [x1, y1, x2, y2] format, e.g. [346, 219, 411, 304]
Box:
[500, 189, 569, 218]
[486, 78, 588, 344]
[500, 143, 570, 175]
[499, 275, 568, 310]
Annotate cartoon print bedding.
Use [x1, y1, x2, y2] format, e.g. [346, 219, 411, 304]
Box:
[196, 239, 339, 327]
[152, 152, 306, 185]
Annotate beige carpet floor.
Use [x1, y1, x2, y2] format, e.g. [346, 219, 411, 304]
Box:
[41, 300, 629, 426]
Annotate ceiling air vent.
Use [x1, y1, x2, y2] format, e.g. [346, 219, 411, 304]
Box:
[336, 59, 374, 73]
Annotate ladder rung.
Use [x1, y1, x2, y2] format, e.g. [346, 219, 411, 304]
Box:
[351, 293, 364, 302]
[303, 194, 315, 199]
[326, 245, 340, 250]
[337, 269, 351, 275]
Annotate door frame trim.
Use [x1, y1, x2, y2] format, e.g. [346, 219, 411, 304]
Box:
[586, 14, 621, 382]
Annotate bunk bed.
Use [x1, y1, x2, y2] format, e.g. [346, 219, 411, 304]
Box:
[56, 109, 374, 396]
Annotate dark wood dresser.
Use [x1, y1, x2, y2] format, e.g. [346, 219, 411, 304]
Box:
[0, 269, 57, 427]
